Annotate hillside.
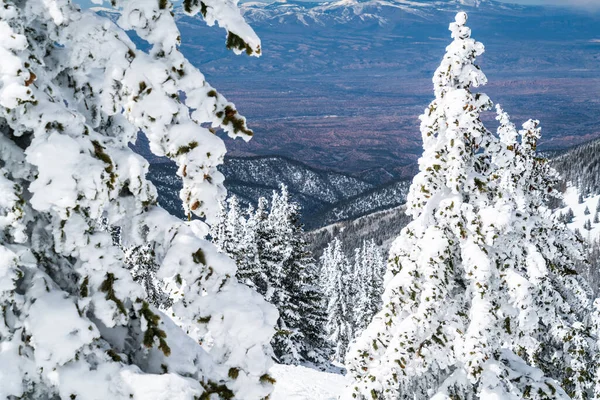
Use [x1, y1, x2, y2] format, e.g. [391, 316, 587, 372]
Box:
[133, 132, 410, 226]
[307, 204, 411, 258]
[552, 139, 600, 199]
[307, 179, 410, 228]
[307, 137, 600, 264]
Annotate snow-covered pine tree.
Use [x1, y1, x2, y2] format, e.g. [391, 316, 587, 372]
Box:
[0, 1, 278, 399]
[491, 108, 596, 399]
[265, 185, 331, 365]
[123, 244, 170, 308]
[320, 237, 354, 362]
[248, 197, 272, 294]
[353, 240, 386, 335]
[367, 240, 386, 323]
[344, 12, 597, 399]
[237, 203, 264, 286]
[353, 245, 371, 334]
[212, 186, 331, 366]
[211, 195, 261, 285]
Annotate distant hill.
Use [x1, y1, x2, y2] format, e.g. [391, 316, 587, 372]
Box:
[307, 137, 600, 261]
[144, 153, 410, 227]
[307, 204, 411, 259]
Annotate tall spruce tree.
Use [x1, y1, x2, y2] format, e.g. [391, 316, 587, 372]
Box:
[491, 107, 596, 399]
[344, 12, 598, 400]
[0, 0, 279, 398]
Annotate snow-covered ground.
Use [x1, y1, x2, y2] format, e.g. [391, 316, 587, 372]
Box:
[557, 186, 600, 242]
[270, 364, 348, 400]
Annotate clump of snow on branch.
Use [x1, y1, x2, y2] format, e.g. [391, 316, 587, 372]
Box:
[0, 0, 278, 399]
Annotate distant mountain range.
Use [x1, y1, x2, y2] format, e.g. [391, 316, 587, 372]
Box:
[239, 0, 494, 26]
[133, 134, 408, 227]
[144, 155, 409, 228]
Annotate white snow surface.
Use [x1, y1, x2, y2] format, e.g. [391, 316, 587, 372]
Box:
[557, 185, 600, 242]
[270, 364, 348, 400]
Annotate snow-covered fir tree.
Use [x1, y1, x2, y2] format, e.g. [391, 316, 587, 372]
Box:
[212, 186, 331, 366]
[491, 108, 596, 399]
[320, 237, 354, 363]
[317, 237, 387, 362]
[353, 240, 386, 334]
[344, 12, 598, 400]
[0, 1, 279, 399]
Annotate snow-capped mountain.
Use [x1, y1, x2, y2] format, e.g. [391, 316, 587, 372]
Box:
[239, 0, 488, 26]
[240, 0, 428, 26]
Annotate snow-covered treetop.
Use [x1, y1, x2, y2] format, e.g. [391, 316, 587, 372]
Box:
[408, 11, 492, 219]
[433, 11, 486, 98]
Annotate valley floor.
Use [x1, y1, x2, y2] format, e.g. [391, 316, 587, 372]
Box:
[270, 364, 349, 400]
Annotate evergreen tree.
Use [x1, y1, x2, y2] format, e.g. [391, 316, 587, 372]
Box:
[344, 12, 597, 399]
[320, 238, 354, 362]
[353, 245, 371, 334]
[212, 196, 263, 287]
[492, 110, 595, 399]
[0, 1, 278, 398]
[352, 240, 386, 335]
[566, 207, 575, 223]
[123, 243, 172, 309]
[212, 186, 331, 366]
[585, 206, 591, 216]
[567, 208, 575, 223]
[265, 185, 330, 365]
[594, 211, 599, 224]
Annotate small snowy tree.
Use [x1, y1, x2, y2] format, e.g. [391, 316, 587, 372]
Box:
[0, 1, 278, 399]
[211, 196, 263, 286]
[353, 240, 386, 335]
[320, 238, 354, 362]
[344, 12, 597, 400]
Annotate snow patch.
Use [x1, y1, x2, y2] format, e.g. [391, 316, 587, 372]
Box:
[270, 364, 348, 400]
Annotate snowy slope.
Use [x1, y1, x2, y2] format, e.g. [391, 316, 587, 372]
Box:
[557, 186, 600, 242]
[270, 364, 349, 400]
